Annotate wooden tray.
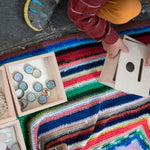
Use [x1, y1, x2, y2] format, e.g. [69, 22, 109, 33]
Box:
[0, 120, 26, 150]
[0, 66, 16, 124]
[5, 52, 67, 116]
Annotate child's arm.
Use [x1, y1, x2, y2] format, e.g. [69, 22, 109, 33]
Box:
[67, 0, 119, 44]
[68, 0, 128, 57]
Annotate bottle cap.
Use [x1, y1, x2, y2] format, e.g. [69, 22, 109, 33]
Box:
[27, 92, 36, 102]
[13, 72, 23, 82]
[16, 89, 24, 99]
[24, 65, 34, 74]
[38, 95, 47, 104]
[20, 99, 28, 110]
[33, 82, 43, 92]
[46, 80, 56, 89]
[32, 69, 41, 78]
[18, 81, 28, 91]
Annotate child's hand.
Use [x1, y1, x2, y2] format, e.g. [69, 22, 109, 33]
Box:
[145, 44, 150, 66]
[102, 37, 129, 58]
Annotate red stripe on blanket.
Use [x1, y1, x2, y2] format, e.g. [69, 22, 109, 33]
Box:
[59, 53, 106, 70]
[63, 71, 101, 88]
[56, 45, 104, 63]
[83, 119, 150, 150]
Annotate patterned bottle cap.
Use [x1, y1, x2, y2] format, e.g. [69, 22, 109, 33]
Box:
[27, 92, 36, 102]
[42, 89, 50, 97]
[24, 65, 34, 74]
[16, 89, 24, 99]
[20, 99, 28, 110]
[13, 72, 23, 82]
[18, 81, 28, 91]
[46, 80, 56, 89]
[32, 69, 41, 78]
[38, 95, 47, 104]
[33, 82, 43, 92]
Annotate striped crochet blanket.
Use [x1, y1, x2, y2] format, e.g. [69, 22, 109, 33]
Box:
[0, 32, 150, 150]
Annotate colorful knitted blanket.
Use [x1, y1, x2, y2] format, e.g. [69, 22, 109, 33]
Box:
[0, 30, 150, 150]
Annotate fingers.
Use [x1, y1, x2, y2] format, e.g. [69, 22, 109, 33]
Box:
[118, 38, 129, 53]
[108, 42, 129, 58]
[102, 38, 129, 59]
[108, 49, 120, 58]
[145, 46, 150, 66]
[121, 44, 129, 53]
[108, 43, 129, 58]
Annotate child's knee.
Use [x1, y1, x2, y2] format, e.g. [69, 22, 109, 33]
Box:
[120, 0, 142, 24]
[97, 0, 142, 24]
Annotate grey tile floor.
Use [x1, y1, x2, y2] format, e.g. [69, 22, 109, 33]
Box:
[0, 0, 149, 54]
[0, 0, 78, 54]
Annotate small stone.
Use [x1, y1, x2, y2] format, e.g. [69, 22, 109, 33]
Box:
[42, 89, 50, 97]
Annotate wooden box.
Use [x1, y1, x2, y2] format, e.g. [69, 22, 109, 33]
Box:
[0, 66, 16, 124]
[99, 35, 150, 97]
[5, 52, 67, 116]
[0, 120, 26, 150]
